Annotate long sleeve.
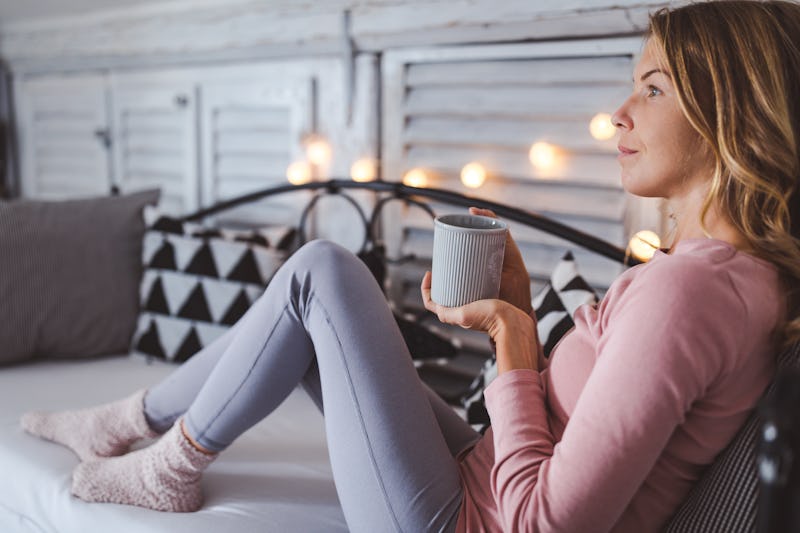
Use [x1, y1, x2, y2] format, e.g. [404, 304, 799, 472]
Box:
[481, 250, 777, 533]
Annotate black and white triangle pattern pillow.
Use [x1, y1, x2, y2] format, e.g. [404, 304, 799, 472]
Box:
[463, 251, 599, 428]
[131, 207, 295, 362]
[532, 251, 599, 357]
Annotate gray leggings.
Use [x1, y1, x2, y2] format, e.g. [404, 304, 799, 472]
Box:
[143, 240, 480, 532]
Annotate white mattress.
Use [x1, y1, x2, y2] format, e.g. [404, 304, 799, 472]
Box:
[0, 355, 347, 533]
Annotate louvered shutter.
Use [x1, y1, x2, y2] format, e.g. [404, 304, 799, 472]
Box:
[111, 81, 199, 215]
[199, 78, 314, 227]
[382, 37, 655, 316]
[15, 73, 111, 199]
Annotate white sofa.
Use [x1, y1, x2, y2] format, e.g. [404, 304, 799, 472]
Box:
[0, 355, 348, 533]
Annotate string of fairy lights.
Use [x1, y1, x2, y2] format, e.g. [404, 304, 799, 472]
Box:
[283, 112, 661, 261]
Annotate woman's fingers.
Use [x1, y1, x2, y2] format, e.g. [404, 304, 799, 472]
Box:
[420, 271, 436, 313]
[420, 271, 458, 324]
[421, 271, 498, 331]
[469, 207, 496, 218]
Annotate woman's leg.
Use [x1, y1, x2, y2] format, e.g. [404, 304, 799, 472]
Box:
[143, 320, 243, 432]
[19, 294, 253, 461]
[301, 360, 478, 457]
[145, 265, 477, 459]
[22, 247, 475, 466]
[181, 240, 478, 531]
[74, 241, 479, 531]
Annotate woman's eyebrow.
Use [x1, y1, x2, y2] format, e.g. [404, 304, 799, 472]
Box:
[632, 68, 672, 83]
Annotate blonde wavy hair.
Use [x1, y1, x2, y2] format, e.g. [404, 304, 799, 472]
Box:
[648, 0, 800, 349]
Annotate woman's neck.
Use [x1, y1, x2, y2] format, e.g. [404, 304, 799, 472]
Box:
[666, 195, 749, 252]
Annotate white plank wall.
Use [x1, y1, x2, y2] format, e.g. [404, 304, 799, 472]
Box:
[213, 109, 293, 185]
[198, 73, 314, 228]
[0, 0, 680, 74]
[112, 82, 199, 214]
[11, 53, 380, 238]
[14, 74, 111, 199]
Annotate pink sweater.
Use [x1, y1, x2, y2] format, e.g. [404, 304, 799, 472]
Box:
[455, 238, 784, 532]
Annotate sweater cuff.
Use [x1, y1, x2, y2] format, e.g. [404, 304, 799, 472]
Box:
[484, 369, 543, 412]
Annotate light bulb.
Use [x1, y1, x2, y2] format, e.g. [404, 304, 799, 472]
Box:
[460, 162, 487, 189]
[402, 168, 428, 188]
[350, 158, 377, 182]
[529, 142, 558, 170]
[589, 112, 616, 140]
[286, 161, 312, 185]
[628, 230, 661, 261]
[305, 136, 332, 166]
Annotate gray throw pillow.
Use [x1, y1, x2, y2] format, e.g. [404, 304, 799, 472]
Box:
[0, 189, 160, 364]
[664, 341, 800, 532]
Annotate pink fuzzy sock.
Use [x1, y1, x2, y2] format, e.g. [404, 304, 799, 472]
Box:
[71, 419, 217, 512]
[20, 389, 158, 462]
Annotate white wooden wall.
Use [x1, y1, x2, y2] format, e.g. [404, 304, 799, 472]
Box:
[15, 74, 111, 199]
[0, 0, 675, 73]
[12, 55, 380, 247]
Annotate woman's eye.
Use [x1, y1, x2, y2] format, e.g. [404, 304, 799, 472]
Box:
[646, 85, 663, 97]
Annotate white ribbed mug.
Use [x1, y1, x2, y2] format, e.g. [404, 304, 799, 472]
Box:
[430, 214, 507, 307]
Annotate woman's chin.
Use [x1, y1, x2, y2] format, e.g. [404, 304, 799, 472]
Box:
[620, 175, 659, 198]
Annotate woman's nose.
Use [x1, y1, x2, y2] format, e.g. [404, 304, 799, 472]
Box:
[611, 101, 633, 131]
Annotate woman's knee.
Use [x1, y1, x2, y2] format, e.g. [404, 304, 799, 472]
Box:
[289, 239, 360, 271]
[271, 239, 384, 320]
[282, 240, 374, 290]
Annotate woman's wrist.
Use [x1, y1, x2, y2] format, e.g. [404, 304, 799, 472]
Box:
[500, 274, 533, 315]
[491, 305, 538, 374]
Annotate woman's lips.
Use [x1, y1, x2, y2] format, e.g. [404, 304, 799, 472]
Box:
[617, 145, 638, 159]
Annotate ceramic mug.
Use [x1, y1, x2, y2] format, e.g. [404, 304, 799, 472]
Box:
[430, 214, 507, 307]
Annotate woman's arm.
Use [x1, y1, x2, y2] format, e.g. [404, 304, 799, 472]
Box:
[423, 259, 749, 532]
[484, 262, 748, 532]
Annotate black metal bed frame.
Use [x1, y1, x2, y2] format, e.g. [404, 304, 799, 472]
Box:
[180, 178, 640, 267]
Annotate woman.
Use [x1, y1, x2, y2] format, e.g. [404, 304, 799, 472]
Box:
[21, 1, 800, 531]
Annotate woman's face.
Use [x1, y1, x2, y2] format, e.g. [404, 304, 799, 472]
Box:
[611, 40, 713, 200]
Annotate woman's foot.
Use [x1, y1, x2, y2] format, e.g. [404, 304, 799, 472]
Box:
[71, 419, 217, 512]
[20, 389, 158, 462]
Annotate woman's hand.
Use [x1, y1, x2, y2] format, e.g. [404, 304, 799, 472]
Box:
[469, 207, 532, 315]
[421, 271, 539, 373]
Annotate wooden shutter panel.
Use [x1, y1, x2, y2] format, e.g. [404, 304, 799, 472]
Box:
[16, 73, 111, 199]
[111, 82, 199, 215]
[200, 78, 314, 227]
